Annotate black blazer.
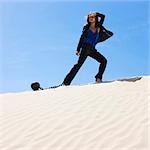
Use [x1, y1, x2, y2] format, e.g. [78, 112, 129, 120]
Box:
[77, 13, 113, 52]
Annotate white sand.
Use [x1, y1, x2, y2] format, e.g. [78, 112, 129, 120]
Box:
[0, 76, 150, 150]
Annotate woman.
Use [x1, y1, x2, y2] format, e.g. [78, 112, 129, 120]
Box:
[63, 12, 113, 85]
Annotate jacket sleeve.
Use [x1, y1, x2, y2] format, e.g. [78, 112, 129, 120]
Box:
[76, 26, 87, 52]
[99, 26, 113, 42]
[96, 12, 105, 25]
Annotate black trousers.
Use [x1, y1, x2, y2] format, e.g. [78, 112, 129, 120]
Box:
[63, 44, 107, 85]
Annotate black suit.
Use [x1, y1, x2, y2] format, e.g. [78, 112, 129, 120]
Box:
[63, 13, 113, 85]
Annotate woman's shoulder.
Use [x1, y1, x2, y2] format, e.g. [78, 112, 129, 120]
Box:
[83, 24, 89, 30]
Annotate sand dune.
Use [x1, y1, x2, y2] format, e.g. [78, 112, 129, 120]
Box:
[0, 76, 150, 150]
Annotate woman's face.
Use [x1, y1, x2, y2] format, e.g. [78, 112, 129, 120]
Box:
[88, 14, 96, 23]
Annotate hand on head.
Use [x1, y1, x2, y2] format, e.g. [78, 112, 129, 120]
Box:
[88, 11, 96, 18]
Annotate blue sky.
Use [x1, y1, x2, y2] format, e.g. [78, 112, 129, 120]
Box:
[0, 0, 149, 93]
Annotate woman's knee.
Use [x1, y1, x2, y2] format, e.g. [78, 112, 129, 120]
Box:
[98, 56, 107, 65]
[103, 57, 107, 65]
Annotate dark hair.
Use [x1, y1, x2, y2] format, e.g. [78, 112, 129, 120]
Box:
[87, 14, 99, 27]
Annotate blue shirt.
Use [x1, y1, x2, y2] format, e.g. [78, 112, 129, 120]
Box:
[84, 28, 100, 47]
